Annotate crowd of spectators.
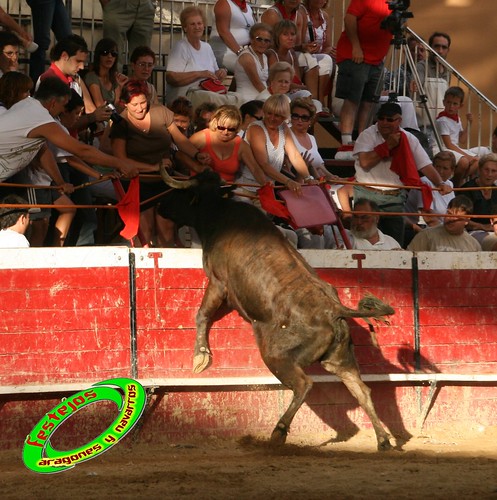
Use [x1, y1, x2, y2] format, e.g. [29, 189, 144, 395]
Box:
[0, 1, 495, 253]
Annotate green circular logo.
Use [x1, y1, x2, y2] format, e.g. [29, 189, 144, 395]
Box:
[23, 378, 147, 474]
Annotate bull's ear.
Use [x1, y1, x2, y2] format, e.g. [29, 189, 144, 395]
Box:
[160, 164, 198, 189]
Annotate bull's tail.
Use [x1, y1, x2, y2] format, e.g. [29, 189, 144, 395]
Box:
[339, 294, 395, 347]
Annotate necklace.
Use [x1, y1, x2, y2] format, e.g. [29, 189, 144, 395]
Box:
[233, 0, 253, 30]
[128, 114, 149, 133]
[248, 46, 265, 68]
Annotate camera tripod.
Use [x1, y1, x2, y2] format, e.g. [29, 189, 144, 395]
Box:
[369, 24, 445, 153]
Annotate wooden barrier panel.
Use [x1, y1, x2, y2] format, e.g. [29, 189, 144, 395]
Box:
[0, 247, 132, 386]
[1, 248, 497, 449]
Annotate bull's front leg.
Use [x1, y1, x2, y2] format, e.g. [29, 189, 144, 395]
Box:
[194, 279, 227, 373]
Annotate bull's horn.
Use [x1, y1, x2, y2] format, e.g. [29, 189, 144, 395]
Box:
[159, 163, 198, 189]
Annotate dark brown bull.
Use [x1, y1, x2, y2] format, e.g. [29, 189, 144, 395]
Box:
[159, 169, 394, 450]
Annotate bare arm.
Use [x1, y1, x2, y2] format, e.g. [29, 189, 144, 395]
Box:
[266, 49, 278, 69]
[337, 184, 353, 218]
[29, 122, 149, 177]
[283, 129, 314, 180]
[0, 7, 32, 43]
[419, 164, 452, 195]
[37, 144, 70, 187]
[344, 13, 362, 63]
[170, 124, 210, 166]
[246, 125, 301, 192]
[320, 11, 336, 58]
[87, 81, 106, 108]
[110, 137, 161, 173]
[238, 141, 266, 185]
[166, 70, 217, 87]
[357, 132, 401, 171]
[215, 0, 249, 54]
[260, 9, 280, 29]
[75, 75, 96, 113]
[65, 155, 104, 179]
[238, 53, 267, 93]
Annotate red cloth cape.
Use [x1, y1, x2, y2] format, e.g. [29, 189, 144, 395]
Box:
[390, 132, 433, 210]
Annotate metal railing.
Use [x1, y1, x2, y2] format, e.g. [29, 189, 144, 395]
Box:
[3, 0, 496, 148]
[399, 27, 496, 151]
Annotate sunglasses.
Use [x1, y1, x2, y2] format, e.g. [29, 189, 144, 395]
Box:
[291, 113, 311, 122]
[377, 115, 400, 122]
[101, 50, 118, 57]
[217, 125, 237, 132]
[254, 36, 272, 44]
[250, 114, 263, 120]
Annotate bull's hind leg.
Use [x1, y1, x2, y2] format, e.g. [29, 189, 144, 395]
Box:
[264, 358, 314, 446]
[321, 320, 392, 451]
[194, 279, 226, 373]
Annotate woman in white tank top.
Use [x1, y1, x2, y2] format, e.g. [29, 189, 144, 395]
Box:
[234, 24, 271, 103]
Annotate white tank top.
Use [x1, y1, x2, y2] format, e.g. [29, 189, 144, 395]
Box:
[210, 0, 255, 68]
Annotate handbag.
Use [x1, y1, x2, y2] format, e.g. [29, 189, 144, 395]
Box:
[199, 78, 227, 94]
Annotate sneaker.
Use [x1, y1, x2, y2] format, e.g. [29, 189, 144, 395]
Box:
[26, 41, 39, 53]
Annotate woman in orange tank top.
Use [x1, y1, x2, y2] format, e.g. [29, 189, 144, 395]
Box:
[189, 105, 266, 184]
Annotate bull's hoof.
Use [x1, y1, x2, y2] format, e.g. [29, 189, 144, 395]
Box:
[192, 348, 212, 374]
[377, 437, 393, 451]
[269, 424, 288, 447]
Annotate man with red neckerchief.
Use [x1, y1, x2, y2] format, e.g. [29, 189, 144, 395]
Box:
[38, 34, 112, 133]
[353, 102, 452, 247]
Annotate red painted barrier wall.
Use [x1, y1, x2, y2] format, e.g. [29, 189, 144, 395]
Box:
[1, 248, 496, 450]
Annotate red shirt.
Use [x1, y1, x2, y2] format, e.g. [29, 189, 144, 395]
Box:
[336, 0, 392, 65]
[39, 62, 73, 86]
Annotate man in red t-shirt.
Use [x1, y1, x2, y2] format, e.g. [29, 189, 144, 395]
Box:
[335, 0, 392, 145]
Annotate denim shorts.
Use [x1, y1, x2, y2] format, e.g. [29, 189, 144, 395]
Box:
[335, 60, 384, 103]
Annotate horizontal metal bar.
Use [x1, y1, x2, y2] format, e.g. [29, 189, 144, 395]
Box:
[2, 373, 497, 395]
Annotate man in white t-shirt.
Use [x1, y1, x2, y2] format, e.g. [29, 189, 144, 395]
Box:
[349, 198, 401, 250]
[0, 194, 32, 247]
[0, 76, 145, 190]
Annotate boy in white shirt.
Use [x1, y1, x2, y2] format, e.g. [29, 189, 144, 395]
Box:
[0, 194, 32, 247]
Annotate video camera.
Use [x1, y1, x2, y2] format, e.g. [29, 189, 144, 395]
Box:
[381, 0, 413, 36]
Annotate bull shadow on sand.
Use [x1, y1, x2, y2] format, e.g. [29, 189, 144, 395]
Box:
[303, 322, 441, 451]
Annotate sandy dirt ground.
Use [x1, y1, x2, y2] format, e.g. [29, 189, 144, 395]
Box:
[2, 427, 497, 499]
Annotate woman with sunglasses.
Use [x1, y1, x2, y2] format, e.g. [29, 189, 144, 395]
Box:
[189, 105, 265, 184]
[85, 38, 128, 109]
[233, 23, 272, 103]
[267, 20, 319, 104]
[244, 94, 316, 195]
[289, 97, 339, 181]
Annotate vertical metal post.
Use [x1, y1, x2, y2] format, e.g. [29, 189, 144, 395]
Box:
[129, 251, 138, 379]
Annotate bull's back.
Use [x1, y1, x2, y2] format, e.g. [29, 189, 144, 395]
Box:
[200, 204, 336, 323]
